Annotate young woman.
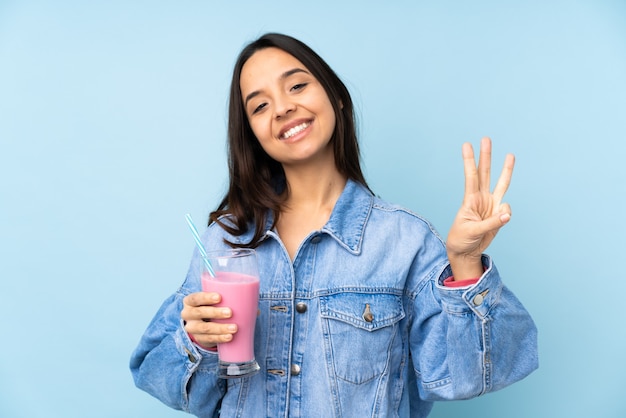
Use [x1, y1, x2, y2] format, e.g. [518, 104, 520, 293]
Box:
[130, 33, 538, 417]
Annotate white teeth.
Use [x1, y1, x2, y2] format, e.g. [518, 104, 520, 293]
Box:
[282, 122, 310, 139]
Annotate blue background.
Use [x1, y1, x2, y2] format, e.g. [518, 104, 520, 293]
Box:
[1, 1, 625, 417]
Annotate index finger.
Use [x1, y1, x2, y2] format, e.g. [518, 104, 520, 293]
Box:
[492, 153, 515, 204]
[183, 291, 220, 308]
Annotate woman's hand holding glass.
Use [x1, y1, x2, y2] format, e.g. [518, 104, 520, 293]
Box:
[182, 292, 237, 349]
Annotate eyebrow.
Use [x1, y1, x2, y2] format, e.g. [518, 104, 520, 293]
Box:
[244, 68, 310, 107]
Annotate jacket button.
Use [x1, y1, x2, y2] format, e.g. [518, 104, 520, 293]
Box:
[310, 235, 321, 244]
[472, 289, 489, 306]
[296, 302, 307, 313]
[184, 347, 197, 363]
[362, 303, 374, 322]
[291, 364, 301, 376]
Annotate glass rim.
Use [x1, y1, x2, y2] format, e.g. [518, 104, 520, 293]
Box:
[203, 248, 256, 259]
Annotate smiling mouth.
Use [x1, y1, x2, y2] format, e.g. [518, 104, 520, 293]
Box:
[280, 122, 311, 140]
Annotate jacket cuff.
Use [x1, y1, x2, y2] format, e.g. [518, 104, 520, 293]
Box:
[176, 321, 219, 368]
[436, 254, 503, 318]
[442, 276, 480, 287]
[188, 332, 218, 352]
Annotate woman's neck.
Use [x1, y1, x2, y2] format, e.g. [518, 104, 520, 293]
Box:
[281, 164, 347, 212]
[276, 163, 347, 260]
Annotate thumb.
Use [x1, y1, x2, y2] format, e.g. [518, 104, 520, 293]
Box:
[478, 204, 512, 235]
[498, 203, 512, 224]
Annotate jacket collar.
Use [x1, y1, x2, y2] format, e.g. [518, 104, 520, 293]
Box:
[260, 179, 374, 255]
[320, 179, 373, 255]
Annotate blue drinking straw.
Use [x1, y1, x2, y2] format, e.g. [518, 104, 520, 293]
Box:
[185, 213, 216, 277]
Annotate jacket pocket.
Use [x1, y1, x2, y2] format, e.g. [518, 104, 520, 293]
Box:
[320, 291, 405, 384]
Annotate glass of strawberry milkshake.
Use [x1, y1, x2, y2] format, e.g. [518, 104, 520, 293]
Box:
[201, 249, 261, 379]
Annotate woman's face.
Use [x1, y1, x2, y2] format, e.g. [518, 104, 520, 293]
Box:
[239, 47, 337, 167]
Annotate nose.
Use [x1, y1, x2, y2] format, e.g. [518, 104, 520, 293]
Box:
[273, 93, 295, 119]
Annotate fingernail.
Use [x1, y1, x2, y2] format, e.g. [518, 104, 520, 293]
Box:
[500, 213, 511, 223]
[210, 294, 220, 302]
[227, 325, 237, 332]
[221, 308, 231, 317]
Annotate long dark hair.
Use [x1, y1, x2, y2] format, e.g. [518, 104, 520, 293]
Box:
[210, 33, 370, 248]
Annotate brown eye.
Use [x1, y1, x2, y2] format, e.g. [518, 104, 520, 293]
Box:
[291, 83, 308, 91]
[252, 103, 267, 114]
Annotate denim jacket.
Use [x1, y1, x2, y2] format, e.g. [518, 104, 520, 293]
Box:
[130, 179, 538, 418]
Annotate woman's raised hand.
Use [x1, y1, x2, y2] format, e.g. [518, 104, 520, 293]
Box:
[446, 137, 515, 280]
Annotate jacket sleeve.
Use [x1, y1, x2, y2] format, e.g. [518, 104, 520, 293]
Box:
[129, 274, 226, 417]
[409, 254, 538, 401]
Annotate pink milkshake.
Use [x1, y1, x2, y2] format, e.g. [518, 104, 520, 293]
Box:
[201, 271, 260, 363]
[201, 248, 261, 378]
